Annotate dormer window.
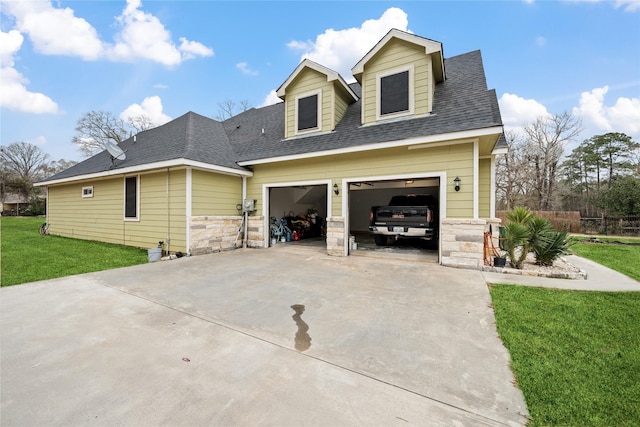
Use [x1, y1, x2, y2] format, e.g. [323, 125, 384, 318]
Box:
[296, 90, 321, 134]
[377, 65, 414, 120]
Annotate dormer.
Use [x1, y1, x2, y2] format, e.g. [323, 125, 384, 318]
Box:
[277, 59, 358, 139]
[352, 29, 445, 126]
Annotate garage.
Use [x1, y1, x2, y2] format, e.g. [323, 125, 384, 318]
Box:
[346, 176, 441, 260]
[266, 183, 329, 246]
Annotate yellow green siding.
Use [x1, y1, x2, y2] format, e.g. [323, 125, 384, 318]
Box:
[284, 69, 332, 138]
[47, 169, 187, 252]
[246, 142, 474, 218]
[361, 39, 433, 125]
[478, 158, 491, 218]
[191, 169, 242, 215]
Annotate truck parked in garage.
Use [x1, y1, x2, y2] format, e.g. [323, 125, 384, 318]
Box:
[369, 194, 439, 246]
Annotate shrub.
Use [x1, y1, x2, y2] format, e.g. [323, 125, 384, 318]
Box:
[533, 231, 572, 266]
[501, 207, 572, 268]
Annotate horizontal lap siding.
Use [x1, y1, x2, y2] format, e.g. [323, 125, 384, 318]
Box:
[124, 170, 186, 252]
[191, 170, 242, 216]
[285, 69, 332, 138]
[47, 170, 187, 252]
[362, 40, 431, 124]
[478, 158, 491, 218]
[247, 143, 474, 218]
[48, 178, 124, 244]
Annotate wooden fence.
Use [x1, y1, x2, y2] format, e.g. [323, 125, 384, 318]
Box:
[495, 211, 640, 237]
[495, 211, 581, 233]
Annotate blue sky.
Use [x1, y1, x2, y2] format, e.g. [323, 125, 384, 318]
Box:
[1, 0, 639, 162]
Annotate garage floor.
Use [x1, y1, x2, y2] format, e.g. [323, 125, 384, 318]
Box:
[275, 232, 439, 263]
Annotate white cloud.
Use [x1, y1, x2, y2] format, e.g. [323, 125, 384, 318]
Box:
[498, 93, 550, 133]
[615, 0, 640, 11]
[0, 0, 213, 66]
[154, 83, 169, 89]
[236, 62, 258, 76]
[561, 0, 640, 12]
[260, 90, 283, 107]
[535, 36, 546, 47]
[120, 96, 172, 126]
[0, 29, 59, 114]
[287, 7, 410, 81]
[179, 37, 214, 60]
[107, 0, 213, 64]
[572, 86, 640, 137]
[1, 0, 104, 60]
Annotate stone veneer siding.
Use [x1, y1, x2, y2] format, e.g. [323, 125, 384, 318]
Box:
[246, 215, 265, 248]
[441, 218, 502, 269]
[189, 216, 243, 255]
[325, 217, 345, 256]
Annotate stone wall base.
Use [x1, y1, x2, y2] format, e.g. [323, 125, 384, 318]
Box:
[441, 218, 501, 269]
[326, 217, 345, 256]
[189, 215, 265, 255]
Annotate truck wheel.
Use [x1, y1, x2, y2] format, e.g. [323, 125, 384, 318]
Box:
[374, 235, 387, 246]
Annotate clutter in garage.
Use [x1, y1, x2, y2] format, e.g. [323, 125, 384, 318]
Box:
[270, 209, 325, 244]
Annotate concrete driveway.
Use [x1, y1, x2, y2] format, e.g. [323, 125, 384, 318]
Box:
[1, 245, 528, 426]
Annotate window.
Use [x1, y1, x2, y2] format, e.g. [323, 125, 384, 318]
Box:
[377, 66, 413, 119]
[296, 91, 320, 133]
[82, 186, 93, 198]
[124, 176, 138, 220]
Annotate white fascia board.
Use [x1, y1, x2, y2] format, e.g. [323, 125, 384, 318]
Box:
[492, 146, 509, 155]
[352, 29, 443, 75]
[35, 158, 252, 187]
[276, 59, 357, 101]
[238, 126, 503, 166]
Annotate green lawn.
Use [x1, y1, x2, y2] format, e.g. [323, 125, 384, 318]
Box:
[1, 217, 148, 286]
[492, 236, 640, 426]
[491, 286, 640, 426]
[570, 237, 640, 281]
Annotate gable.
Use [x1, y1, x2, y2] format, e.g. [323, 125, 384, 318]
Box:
[359, 37, 436, 125]
[277, 59, 358, 139]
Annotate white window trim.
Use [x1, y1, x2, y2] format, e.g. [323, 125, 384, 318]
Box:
[82, 186, 94, 198]
[124, 175, 140, 222]
[294, 89, 322, 136]
[376, 64, 414, 121]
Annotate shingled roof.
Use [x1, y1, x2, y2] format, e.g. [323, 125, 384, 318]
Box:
[40, 111, 244, 183]
[39, 49, 503, 184]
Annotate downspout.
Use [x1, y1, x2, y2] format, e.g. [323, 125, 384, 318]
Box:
[166, 168, 171, 255]
[242, 175, 248, 249]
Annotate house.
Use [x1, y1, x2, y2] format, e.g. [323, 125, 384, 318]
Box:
[1, 193, 30, 215]
[36, 29, 507, 269]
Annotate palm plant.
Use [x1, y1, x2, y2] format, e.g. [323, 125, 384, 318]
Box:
[532, 230, 572, 266]
[502, 222, 530, 269]
[500, 206, 573, 269]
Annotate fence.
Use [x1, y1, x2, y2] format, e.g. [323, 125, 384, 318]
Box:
[496, 211, 581, 233]
[579, 216, 640, 237]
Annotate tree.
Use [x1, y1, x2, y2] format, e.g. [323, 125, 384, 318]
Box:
[72, 110, 129, 157]
[560, 132, 638, 215]
[596, 176, 640, 216]
[214, 99, 251, 121]
[41, 158, 78, 177]
[496, 131, 536, 209]
[0, 142, 50, 205]
[72, 110, 160, 157]
[523, 111, 582, 210]
[127, 114, 155, 133]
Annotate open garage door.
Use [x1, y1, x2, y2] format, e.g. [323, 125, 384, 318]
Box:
[267, 184, 328, 246]
[347, 178, 440, 261]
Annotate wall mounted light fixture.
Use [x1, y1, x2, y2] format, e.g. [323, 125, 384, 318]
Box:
[454, 176, 461, 192]
[333, 183, 340, 195]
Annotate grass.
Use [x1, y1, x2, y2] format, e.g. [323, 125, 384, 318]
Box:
[490, 285, 640, 426]
[1, 217, 148, 287]
[570, 236, 640, 281]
